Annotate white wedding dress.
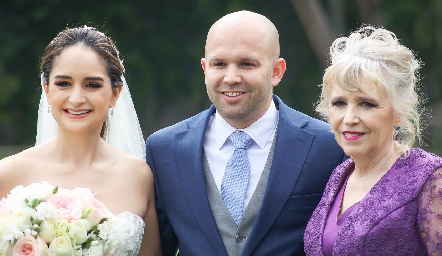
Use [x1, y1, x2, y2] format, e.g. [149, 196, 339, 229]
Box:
[112, 212, 145, 256]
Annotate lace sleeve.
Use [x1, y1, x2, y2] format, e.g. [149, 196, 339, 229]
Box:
[418, 167, 442, 255]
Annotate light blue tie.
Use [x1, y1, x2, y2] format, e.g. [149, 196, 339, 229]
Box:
[221, 131, 253, 226]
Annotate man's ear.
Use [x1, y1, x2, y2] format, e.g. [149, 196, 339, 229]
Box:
[271, 58, 286, 88]
[201, 58, 207, 75]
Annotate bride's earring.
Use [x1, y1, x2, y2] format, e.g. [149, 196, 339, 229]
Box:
[111, 108, 114, 116]
[47, 105, 50, 113]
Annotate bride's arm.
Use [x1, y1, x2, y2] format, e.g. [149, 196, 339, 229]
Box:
[139, 166, 162, 256]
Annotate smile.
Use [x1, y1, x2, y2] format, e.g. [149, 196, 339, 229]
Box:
[223, 91, 244, 97]
[65, 109, 92, 115]
[343, 132, 365, 140]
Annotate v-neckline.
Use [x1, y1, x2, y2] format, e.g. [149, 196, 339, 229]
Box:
[336, 168, 358, 222]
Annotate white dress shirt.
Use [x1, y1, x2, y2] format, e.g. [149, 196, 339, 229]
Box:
[203, 100, 279, 208]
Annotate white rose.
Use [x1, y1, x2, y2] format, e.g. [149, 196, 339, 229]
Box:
[97, 218, 115, 240]
[5, 185, 28, 211]
[48, 236, 73, 256]
[6, 182, 53, 211]
[36, 202, 57, 220]
[39, 218, 57, 243]
[25, 182, 54, 199]
[70, 219, 89, 245]
[8, 209, 32, 227]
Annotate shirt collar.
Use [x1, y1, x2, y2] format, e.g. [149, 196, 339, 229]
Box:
[214, 100, 278, 149]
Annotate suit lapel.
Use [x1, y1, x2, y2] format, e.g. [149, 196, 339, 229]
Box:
[174, 107, 227, 255]
[243, 97, 315, 254]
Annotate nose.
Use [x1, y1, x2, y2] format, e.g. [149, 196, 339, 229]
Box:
[342, 105, 359, 125]
[69, 86, 86, 106]
[223, 66, 242, 85]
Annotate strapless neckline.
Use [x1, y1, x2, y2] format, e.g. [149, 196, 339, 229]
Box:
[115, 210, 143, 221]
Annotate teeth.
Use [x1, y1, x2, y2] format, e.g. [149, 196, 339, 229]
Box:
[344, 133, 363, 137]
[67, 110, 89, 115]
[224, 92, 242, 97]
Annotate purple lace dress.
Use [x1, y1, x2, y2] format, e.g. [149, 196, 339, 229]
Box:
[304, 148, 442, 256]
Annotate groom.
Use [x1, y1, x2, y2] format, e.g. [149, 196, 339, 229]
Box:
[146, 10, 344, 256]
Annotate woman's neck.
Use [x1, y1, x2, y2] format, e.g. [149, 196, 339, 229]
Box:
[352, 142, 402, 178]
[47, 130, 106, 168]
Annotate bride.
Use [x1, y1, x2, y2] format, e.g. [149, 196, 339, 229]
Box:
[0, 26, 161, 255]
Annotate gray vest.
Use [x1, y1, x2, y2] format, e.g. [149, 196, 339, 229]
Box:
[203, 138, 276, 256]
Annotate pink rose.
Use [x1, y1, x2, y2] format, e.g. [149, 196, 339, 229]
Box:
[47, 190, 83, 223]
[83, 197, 113, 228]
[12, 235, 48, 256]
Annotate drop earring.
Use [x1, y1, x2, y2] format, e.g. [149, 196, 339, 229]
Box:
[47, 105, 50, 113]
[111, 108, 114, 116]
[394, 126, 400, 141]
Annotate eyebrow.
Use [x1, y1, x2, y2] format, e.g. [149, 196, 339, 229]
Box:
[208, 57, 259, 62]
[54, 75, 105, 82]
[330, 96, 377, 102]
[330, 96, 344, 102]
[84, 77, 105, 82]
[358, 96, 377, 102]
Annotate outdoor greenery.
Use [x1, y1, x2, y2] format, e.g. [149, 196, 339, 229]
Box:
[0, 0, 440, 157]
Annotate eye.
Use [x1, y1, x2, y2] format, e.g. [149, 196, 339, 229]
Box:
[54, 81, 70, 87]
[331, 101, 346, 107]
[86, 83, 103, 89]
[241, 62, 255, 67]
[212, 62, 226, 67]
[360, 102, 376, 108]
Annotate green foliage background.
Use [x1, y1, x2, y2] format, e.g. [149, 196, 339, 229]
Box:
[0, 0, 440, 155]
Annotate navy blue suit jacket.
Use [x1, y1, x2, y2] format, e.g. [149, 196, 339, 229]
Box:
[146, 95, 345, 255]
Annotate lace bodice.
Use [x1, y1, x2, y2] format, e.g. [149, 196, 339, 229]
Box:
[112, 211, 145, 256]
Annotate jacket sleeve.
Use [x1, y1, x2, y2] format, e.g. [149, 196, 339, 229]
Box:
[146, 137, 179, 256]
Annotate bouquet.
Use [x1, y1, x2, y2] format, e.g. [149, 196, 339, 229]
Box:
[0, 181, 116, 256]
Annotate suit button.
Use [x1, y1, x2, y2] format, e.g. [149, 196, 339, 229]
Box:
[235, 234, 244, 242]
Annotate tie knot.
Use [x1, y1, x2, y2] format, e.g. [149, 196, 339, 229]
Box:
[228, 131, 252, 149]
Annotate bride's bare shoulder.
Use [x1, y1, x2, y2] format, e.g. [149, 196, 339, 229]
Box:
[107, 148, 152, 189]
[0, 146, 39, 170]
[118, 153, 151, 179]
[0, 146, 41, 198]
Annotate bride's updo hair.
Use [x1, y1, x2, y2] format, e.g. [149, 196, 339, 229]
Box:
[316, 25, 422, 151]
[40, 25, 125, 88]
